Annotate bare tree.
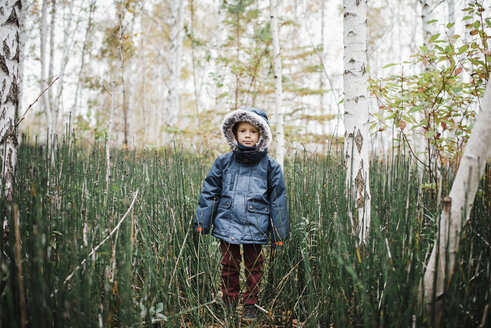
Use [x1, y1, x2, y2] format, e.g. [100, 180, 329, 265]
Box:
[343, 0, 371, 243]
[166, 0, 185, 130]
[71, 0, 97, 116]
[447, 0, 455, 40]
[39, 0, 51, 130]
[423, 81, 491, 326]
[270, 0, 284, 169]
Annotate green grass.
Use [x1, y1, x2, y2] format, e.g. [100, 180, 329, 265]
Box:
[0, 134, 489, 327]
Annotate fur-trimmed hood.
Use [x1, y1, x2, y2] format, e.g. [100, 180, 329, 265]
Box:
[222, 107, 272, 152]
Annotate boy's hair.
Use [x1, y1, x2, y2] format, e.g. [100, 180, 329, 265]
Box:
[222, 107, 272, 152]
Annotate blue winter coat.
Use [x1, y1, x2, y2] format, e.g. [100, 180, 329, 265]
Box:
[194, 151, 289, 245]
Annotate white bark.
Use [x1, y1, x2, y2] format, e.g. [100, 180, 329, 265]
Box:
[320, 0, 327, 135]
[0, 0, 21, 201]
[343, 0, 371, 243]
[140, 6, 147, 145]
[53, 0, 78, 135]
[423, 81, 491, 312]
[211, 0, 227, 114]
[39, 0, 51, 130]
[447, 0, 455, 40]
[47, 0, 55, 130]
[419, 0, 439, 49]
[167, 0, 185, 128]
[71, 0, 96, 116]
[270, 0, 284, 169]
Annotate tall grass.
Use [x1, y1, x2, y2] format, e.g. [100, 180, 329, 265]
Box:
[0, 134, 489, 327]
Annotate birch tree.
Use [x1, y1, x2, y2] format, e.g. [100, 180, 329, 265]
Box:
[419, 0, 440, 49]
[0, 0, 21, 201]
[211, 0, 227, 114]
[447, 0, 455, 40]
[270, 0, 284, 168]
[423, 81, 491, 325]
[343, 0, 370, 243]
[71, 0, 96, 116]
[39, 0, 51, 131]
[166, 0, 185, 129]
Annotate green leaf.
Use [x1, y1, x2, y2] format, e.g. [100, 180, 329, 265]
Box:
[408, 105, 424, 113]
[383, 63, 399, 69]
[369, 122, 377, 130]
[429, 33, 441, 43]
[463, 15, 473, 20]
[373, 112, 385, 121]
[446, 22, 455, 29]
[469, 58, 484, 66]
[425, 130, 435, 139]
[427, 19, 438, 25]
[458, 45, 469, 54]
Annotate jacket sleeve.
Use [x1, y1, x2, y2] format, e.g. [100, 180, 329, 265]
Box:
[194, 156, 223, 233]
[268, 161, 289, 243]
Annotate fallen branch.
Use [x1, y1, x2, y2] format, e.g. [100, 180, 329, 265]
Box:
[59, 189, 139, 289]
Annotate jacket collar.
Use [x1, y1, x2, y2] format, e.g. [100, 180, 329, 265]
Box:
[233, 143, 267, 164]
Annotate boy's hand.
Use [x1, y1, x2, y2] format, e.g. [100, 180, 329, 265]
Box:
[272, 240, 284, 249]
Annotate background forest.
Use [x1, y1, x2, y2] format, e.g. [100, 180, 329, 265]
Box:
[0, 0, 490, 327]
[20, 0, 484, 154]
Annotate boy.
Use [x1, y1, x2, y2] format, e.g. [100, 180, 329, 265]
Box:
[194, 107, 289, 321]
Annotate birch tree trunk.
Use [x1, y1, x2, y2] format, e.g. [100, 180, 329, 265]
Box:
[189, 0, 201, 137]
[423, 81, 491, 325]
[343, 0, 371, 243]
[447, 0, 455, 40]
[270, 0, 284, 169]
[212, 0, 227, 115]
[0, 0, 21, 202]
[119, 4, 128, 148]
[167, 0, 184, 129]
[40, 0, 51, 131]
[53, 0, 78, 136]
[419, 0, 438, 50]
[320, 0, 327, 135]
[48, 0, 56, 131]
[71, 0, 96, 116]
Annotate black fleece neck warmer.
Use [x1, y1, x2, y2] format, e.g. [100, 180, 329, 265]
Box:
[234, 143, 267, 164]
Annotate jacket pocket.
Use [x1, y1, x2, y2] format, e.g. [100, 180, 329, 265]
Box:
[246, 200, 270, 215]
[219, 197, 232, 209]
[246, 200, 269, 235]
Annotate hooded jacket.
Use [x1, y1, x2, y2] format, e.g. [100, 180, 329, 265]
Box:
[194, 107, 289, 245]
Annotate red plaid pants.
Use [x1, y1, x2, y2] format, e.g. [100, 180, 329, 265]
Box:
[219, 240, 264, 305]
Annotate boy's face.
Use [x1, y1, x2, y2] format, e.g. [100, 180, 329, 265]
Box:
[235, 122, 259, 147]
